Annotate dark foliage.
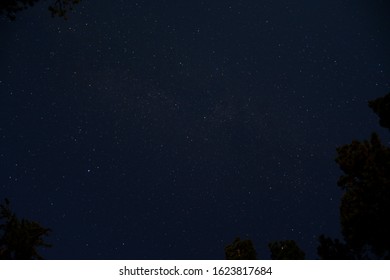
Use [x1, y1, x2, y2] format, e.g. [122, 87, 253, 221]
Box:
[0, 0, 81, 20]
[335, 133, 390, 258]
[0, 0, 39, 20]
[48, 0, 81, 19]
[225, 237, 257, 260]
[268, 240, 305, 260]
[230, 92, 390, 260]
[317, 235, 356, 259]
[0, 199, 51, 259]
[316, 92, 390, 259]
[369, 93, 390, 130]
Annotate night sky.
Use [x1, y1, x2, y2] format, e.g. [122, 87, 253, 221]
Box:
[1, 0, 389, 259]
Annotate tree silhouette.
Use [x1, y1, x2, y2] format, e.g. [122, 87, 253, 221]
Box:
[268, 240, 305, 260]
[0, 0, 81, 20]
[317, 235, 355, 259]
[225, 93, 390, 259]
[369, 93, 390, 130]
[317, 93, 390, 259]
[0, 198, 51, 259]
[225, 237, 257, 260]
[332, 93, 390, 259]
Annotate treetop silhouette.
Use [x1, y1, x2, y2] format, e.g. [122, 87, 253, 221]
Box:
[0, 0, 81, 20]
[225, 237, 257, 260]
[0, 198, 51, 259]
[268, 240, 305, 260]
[227, 92, 390, 260]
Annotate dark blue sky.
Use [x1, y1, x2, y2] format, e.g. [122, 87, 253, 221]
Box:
[1, 0, 389, 259]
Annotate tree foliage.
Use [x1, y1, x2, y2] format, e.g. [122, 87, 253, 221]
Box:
[268, 240, 305, 260]
[317, 92, 390, 259]
[0, 0, 81, 20]
[225, 237, 257, 260]
[226, 92, 390, 260]
[48, 0, 81, 19]
[369, 93, 390, 130]
[317, 235, 355, 259]
[0, 198, 51, 259]
[333, 93, 390, 259]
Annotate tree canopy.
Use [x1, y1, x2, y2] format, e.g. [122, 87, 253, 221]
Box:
[331, 93, 390, 259]
[0, 0, 81, 20]
[268, 240, 305, 260]
[0, 198, 51, 259]
[369, 93, 390, 130]
[225, 237, 257, 260]
[226, 92, 390, 260]
[335, 132, 390, 258]
[308, 93, 390, 259]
